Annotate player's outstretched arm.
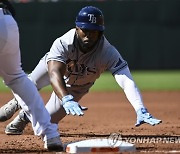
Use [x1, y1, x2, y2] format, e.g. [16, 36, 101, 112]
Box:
[47, 60, 84, 116]
[114, 67, 162, 126]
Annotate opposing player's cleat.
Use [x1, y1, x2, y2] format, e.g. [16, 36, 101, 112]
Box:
[0, 98, 20, 122]
[44, 136, 64, 151]
[5, 110, 29, 135]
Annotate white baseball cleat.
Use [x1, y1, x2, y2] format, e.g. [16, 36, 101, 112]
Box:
[0, 98, 20, 122]
[44, 136, 64, 151]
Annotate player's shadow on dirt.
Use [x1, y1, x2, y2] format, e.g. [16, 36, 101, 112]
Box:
[0, 149, 48, 153]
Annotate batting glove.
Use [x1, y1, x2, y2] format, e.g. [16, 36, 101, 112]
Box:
[62, 94, 84, 116]
[135, 108, 162, 127]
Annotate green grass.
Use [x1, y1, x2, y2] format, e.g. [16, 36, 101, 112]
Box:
[0, 70, 180, 92]
[0, 80, 10, 92]
[43, 70, 180, 91]
[131, 70, 180, 91]
[90, 70, 180, 91]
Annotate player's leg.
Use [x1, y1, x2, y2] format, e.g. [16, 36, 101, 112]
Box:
[0, 54, 50, 121]
[0, 9, 21, 122]
[2, 58, 52, 134]
[0, 12, 62, 150]
[45, 90, 88, 123]
[5, 90, 88, 135]
[45, 91, 67, 124]
[4, 56, 59, 135]
[28, 54, 50, 90]
[5, 91, 67, 135]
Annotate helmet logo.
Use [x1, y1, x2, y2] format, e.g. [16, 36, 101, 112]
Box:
[88, 14, 96, 23]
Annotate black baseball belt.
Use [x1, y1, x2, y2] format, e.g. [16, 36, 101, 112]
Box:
[0, 3, 11, 15]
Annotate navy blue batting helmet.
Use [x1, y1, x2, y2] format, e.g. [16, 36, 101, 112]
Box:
[75, 6, 105, 31]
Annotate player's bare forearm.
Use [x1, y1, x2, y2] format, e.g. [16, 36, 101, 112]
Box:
[48, 60, 68, 99]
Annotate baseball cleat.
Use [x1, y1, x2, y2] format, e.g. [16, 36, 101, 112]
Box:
[5, 110, 29, 135]
[0, 98, 20, 122]
[44, 136, 64, 151]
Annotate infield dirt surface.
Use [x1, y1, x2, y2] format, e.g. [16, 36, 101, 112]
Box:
[0, 91, 179, 153]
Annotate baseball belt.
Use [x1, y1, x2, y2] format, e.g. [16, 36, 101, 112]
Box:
[0, 3, 11, 15]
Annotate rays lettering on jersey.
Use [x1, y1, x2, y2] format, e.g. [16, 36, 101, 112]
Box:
[66, 60, 96, 76]
[88, 14, 96, 23]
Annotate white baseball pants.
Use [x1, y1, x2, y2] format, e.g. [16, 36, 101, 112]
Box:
[0, 8, 59, 141]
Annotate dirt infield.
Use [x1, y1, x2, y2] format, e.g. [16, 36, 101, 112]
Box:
[0, 91, 179, 153]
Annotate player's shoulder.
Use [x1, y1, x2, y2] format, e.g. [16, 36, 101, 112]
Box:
[102, 36, 119, 54]
[60, 28, 76, 44]
[99, 36, 124, 63]
[52, 28, 75, 48]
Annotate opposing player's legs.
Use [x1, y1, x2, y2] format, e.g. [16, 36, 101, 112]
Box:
[0, 11, 62, 151]
[2, 64, 62, 150]
[0, 54, 50, 122]
[2, 55, 66, 136]
[5, 90, 88, 135]
[5, 91, 67, 135]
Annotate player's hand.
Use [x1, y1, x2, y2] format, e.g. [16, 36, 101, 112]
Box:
[62, 94, 84, 116]
[135, 108, 162, 127]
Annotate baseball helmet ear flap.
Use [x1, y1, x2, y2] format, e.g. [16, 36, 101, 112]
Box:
[75, 6, 105, 31]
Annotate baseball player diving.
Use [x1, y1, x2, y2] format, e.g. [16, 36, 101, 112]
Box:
[0, 6, 161, 136]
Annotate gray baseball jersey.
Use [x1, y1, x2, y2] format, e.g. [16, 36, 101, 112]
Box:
[46, 28, 127, 100]
[27, 28, 129, 123]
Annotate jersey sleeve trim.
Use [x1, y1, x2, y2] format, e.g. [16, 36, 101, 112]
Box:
[46, 56, 66, 65]
[112, 62, 128, 76]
